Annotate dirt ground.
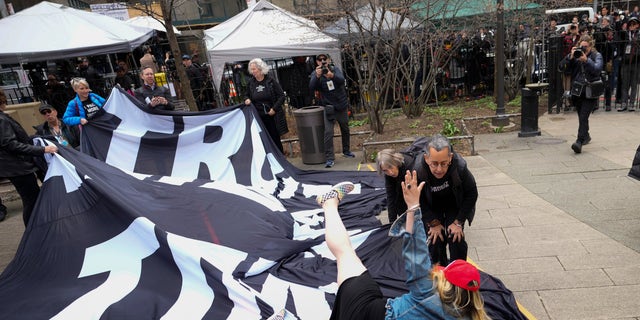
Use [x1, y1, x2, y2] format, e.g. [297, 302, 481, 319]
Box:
[282, 95, 549, 162]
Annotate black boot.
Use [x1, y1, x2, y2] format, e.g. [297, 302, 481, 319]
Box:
[571, 141, 582, 154]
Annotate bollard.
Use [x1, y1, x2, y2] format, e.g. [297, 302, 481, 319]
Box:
[519, 87, 542, 137]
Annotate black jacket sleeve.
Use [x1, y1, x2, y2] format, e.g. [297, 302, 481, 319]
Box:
[0, 116, 45, 156]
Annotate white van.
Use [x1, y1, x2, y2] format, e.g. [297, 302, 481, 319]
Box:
[546, 7, 595, 33]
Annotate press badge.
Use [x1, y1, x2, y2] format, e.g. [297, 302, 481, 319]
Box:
[625, 44, 632, 55]
[327, 80, 335, 91]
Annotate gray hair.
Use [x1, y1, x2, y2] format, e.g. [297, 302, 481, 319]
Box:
[248, 58, 270, 75]
[376, 149, 404, 175]
[70, 77, 90, 90]
[425, 134, 452, 156]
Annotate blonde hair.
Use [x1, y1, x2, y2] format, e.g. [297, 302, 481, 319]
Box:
[432, 269, 490, 320]
[375, 149, 404, 176]
[579, 35, 596, 50]
[70, 77, 91, 91]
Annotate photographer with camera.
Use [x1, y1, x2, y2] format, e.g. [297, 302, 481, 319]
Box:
[559, 35, 603, 154]
[309, 53, 355, 168]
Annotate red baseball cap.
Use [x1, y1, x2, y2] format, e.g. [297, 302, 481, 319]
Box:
[436, 260, 481, 291]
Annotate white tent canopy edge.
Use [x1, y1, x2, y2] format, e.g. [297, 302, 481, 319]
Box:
[0, 1, 154, 64]
[204, 0, 341, 90]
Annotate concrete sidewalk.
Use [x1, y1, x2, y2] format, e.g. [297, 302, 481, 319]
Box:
[2, 109, 640, 319]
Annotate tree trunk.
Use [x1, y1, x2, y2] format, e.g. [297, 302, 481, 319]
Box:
[161, 1, 198, 111]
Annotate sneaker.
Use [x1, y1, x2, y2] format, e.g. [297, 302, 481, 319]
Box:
[343, 151, 355, 158]
[325, 160, 334, 168]
[617, 104, 627, 112]
[629, 105, 636, 112]
[316, 182, 355, 206]
[605, 106, 611, 112]
[571, 141, 582, 154]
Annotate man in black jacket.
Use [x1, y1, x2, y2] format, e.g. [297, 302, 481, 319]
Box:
[617, 17, 640, 112]
[413, 134, 478, 266]
[309, 53, 355, 168]
[34, 104, 80, 149]
[134, 66, 174, 111]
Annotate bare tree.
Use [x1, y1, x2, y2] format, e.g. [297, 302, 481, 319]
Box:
[321, 0, 466, 133]
[311, 0, 572, 133]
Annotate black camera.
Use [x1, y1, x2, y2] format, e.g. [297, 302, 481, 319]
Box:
[321, 62, 329, 74]
[573, 46, 587, 58]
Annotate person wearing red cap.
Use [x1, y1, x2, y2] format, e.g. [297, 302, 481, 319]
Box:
[317, 170, 489, 320]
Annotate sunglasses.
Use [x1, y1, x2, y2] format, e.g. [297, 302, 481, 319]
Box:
[317, 58, 327, 61]
[40, 109, 53, 115]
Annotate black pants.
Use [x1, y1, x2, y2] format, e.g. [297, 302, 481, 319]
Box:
[572, 96, 596, 143]
[8, 173, 40, 226]
[428, 216, 468, 266]
[260, 114, 284, 154]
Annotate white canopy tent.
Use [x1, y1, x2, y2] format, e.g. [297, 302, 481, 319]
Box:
[126, 16, 181, 35]
[204, 0, 341, 89]
[0, 1, 154, 64]
[324, 5, 420, 37]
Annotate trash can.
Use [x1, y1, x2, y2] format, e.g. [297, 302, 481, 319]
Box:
[293, 106, 325, 164]
[519, 87, 542, 137]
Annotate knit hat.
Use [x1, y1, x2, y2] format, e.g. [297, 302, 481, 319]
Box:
[437, 259, 481, 291]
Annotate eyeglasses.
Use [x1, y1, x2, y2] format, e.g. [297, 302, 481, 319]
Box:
[427, 161, 450, 169]
[40, 109, 53, 115]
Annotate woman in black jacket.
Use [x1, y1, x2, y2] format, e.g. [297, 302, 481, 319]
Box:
[244, 58, 286, 154]
[559, 35, 604, 153]
[376, 148, 419, 223]
[0, 89, 58, 226]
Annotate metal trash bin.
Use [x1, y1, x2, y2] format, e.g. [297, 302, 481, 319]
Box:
[519, 87, 542, 137]
[293, 106, 325, 164]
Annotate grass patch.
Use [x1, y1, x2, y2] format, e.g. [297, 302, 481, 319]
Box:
[424, 105, 464, 119]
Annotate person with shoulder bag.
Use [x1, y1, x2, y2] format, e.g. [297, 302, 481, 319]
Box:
[560, 35, 603, 154]
[309, 53, 355, 168]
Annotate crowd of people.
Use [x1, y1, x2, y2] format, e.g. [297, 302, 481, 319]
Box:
[546, 6, 640, 154]
[549, 6, 640, 113]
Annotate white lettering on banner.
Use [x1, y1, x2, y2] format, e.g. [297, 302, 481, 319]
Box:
[172, 110, 245, 182]
[53, 218, 291, 319]
[51, 218, 160, 319]
[248, 118, 279, 192]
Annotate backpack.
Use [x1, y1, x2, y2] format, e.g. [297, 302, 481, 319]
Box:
[402, 136, 455, 156]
